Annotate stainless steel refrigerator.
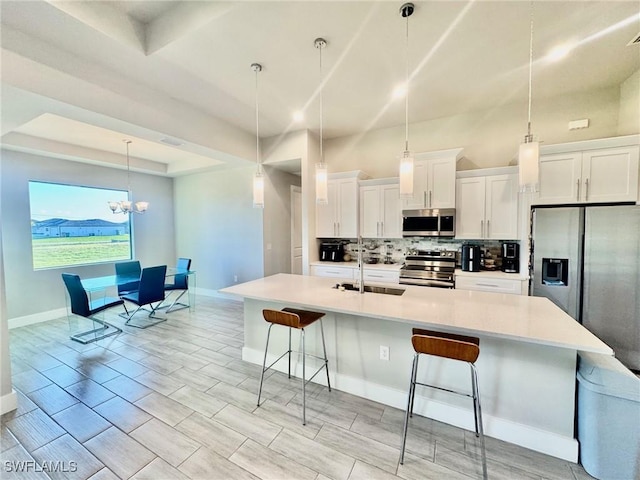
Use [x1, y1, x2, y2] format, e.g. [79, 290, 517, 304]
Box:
[531, 205, 640, 371]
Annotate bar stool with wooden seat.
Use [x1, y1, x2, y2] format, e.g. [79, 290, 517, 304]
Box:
[257, 307, 331, 425]
[399, 328, 487, 480]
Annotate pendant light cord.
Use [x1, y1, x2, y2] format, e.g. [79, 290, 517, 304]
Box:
[319, 42, 324, 164]
[526, 1, 534, 140]
[404, 11, 410, 153]
[124, 139, 131, 195]
[255, 66, 261, 173]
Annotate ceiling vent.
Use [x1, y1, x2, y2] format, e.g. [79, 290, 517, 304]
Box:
[160, 137, 183, 147]
[627, 33, 640, 46]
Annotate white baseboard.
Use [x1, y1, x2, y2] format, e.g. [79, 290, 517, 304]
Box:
[195, 287, 238, 300]
[9, 308, 67, 329]
[242, 346, 578, 462]
[0, 389, 18, 415]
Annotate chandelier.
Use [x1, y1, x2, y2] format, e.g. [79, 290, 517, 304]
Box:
[108, 140, 149, 214]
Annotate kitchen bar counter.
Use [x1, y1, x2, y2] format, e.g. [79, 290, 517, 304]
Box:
[221, 273, 612, 462]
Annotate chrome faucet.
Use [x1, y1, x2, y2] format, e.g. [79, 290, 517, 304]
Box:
[357, 235, 365, 294]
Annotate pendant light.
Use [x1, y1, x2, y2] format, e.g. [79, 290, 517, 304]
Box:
[108, 140, 149, 214]
[398, 3, 415, 198]
[315, 37, 328, 205]
[519, 1, 539, 193]
[251, 62, 264, 208]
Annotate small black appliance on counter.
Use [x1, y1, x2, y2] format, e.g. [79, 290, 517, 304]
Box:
[461, 245, 481, 272]
[501, 242, 520, 273]
[319, 242, 345, 262]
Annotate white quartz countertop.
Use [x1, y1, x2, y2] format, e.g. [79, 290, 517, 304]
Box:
[220, 273, 612, 355]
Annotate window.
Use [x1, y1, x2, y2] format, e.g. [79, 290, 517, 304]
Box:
[29, 181, 133, 270]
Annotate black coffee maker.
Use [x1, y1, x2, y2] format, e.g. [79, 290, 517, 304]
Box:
[501, 242, 520, 273]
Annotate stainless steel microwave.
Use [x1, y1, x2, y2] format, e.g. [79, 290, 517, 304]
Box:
[402, 208, 456, 237]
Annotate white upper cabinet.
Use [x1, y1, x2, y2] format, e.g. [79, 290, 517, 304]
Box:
[360, 179, 402, 239]
[537, 137, 639, 205]
[316, 171, 368, 238]
[455, 168, 519, 240]
[401, 148, 462, 210]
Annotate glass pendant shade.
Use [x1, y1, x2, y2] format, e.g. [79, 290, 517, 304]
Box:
[518, 140, 539, 193]
[253, 171, 264, 208]
[135, 201, 149, 213]
[399, 152, 414, 198]
[316, 163, 328, 205]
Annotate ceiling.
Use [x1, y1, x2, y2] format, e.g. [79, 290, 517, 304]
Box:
[1, 1, 638, 176]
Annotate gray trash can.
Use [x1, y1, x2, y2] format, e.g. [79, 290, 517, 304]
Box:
[577, 352, 640, 480]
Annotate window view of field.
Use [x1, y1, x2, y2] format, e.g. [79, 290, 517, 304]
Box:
[29, 181, 132, 270]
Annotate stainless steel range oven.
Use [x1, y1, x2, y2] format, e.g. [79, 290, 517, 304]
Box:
[399, 250, 456, 288]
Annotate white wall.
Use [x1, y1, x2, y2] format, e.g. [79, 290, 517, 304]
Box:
[263, 166, 301, 277]
[324, 87, 622, 175]
[618, 69, 640, 135]
[173, 166, 264, 292]
[0, 149, 175, 321]
[0, 163, 17, 414]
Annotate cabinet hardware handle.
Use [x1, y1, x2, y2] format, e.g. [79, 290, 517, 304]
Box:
[368, 274, 384, 278]
[480, 220, 484, 237]
[429, 190, 432, 208]
[380, 222, 384, 237]
[337, 223, 340, 237]
[486, 219, 490, 238]
[585, 178, 589, 201]
[477, 283, 500, 288]
[423, 191, 427, 207]
[576, 179, 580, 201]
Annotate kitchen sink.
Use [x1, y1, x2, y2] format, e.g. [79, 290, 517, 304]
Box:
[338, 283, 405, 296]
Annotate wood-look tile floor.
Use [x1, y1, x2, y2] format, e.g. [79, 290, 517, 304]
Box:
[2, 296, 596, 480]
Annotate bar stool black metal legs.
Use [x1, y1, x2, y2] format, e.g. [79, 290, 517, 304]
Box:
[399, 328, 487, 480]
[257, 307, 331, 425]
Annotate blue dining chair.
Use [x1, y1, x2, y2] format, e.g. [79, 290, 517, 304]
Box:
[161, 257, 192, 312]
[115, 260, 141, 296]
[61, 273, 123, 344]
[120, 265, 167, 328]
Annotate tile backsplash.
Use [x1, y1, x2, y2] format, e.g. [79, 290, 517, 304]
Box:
[339, 238, 509, 268]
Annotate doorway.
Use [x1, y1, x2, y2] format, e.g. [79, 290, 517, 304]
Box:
[290, 186, 302, 274]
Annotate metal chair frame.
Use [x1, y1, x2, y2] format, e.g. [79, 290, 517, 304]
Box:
[61, 273, 123, 344]
[257, 308, 331, 425]
[120, 265, 167, 329]
[159, 257, 192, 313]
[399, 331, 487, 480]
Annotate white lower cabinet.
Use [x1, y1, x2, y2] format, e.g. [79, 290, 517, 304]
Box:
[311, 265, 400, 284]
[310, 265, 355, 280]
[455, 275, 527, 295]
[362, 269, 400, 284]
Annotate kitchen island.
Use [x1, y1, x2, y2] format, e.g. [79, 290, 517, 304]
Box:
[220, 273, 612, 462]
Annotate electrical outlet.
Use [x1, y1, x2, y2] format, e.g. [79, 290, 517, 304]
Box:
[234, 275, 238, 282]
[379, 345, 390, 361]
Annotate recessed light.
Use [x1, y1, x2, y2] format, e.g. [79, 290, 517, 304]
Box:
[546, 44, 572, 62]
[160, 137, 184, 147]
[392, 83, 407, 99]
[293, 111, 304, 122]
